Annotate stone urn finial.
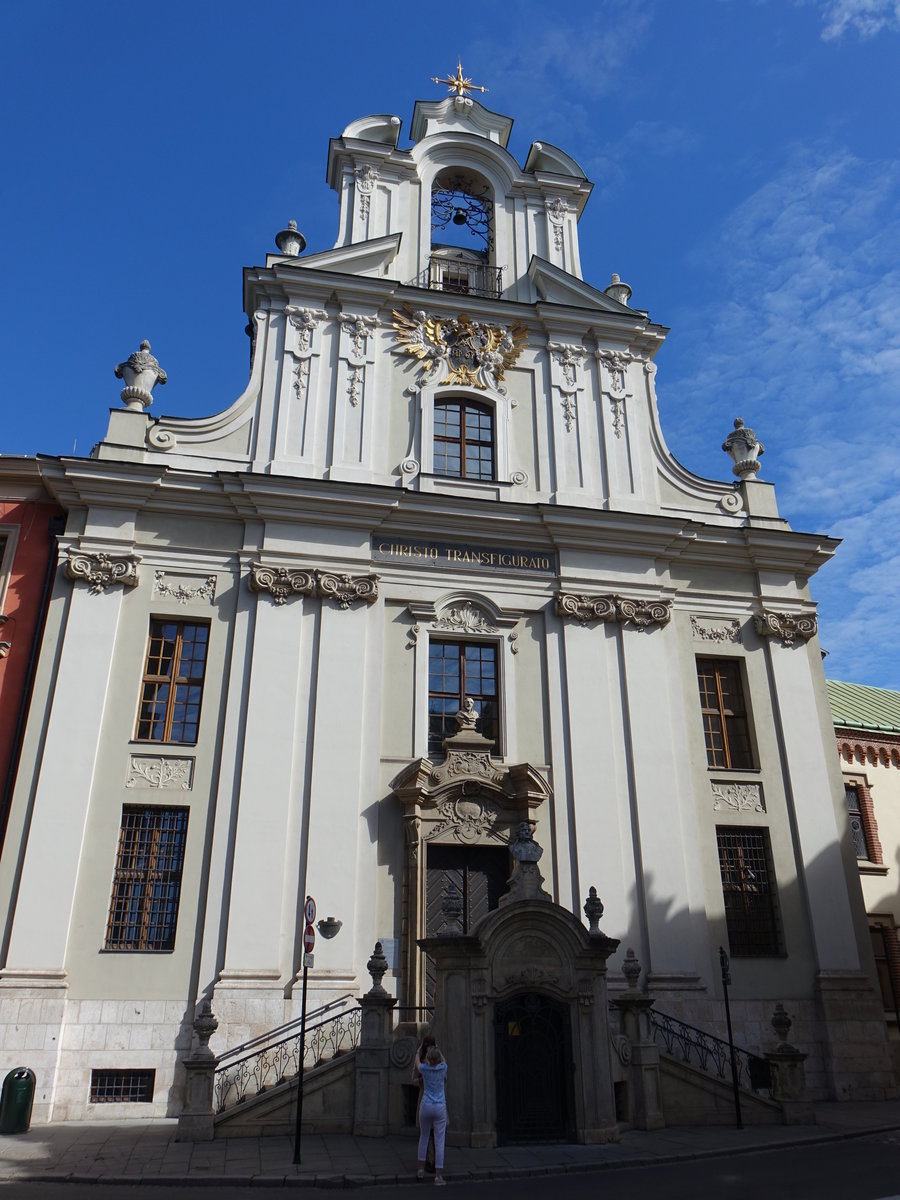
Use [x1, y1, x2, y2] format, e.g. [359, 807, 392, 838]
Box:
[275, 218, 306, 257]
[605, 273, 632, 307]
[622, 947, 642, 991]
[366, 941, 390, 995]
[722, 416, 765, 481]
[192, 1000, 218, 1059]
[771, 1001, 793, 1047]
[583, 885, 604, 934]
[114, 339, 167, 411]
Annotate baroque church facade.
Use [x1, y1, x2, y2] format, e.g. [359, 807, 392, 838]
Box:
[0, 79, 893, 1125]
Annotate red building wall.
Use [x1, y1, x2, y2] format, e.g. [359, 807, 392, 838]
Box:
[0, 484, 63, 835]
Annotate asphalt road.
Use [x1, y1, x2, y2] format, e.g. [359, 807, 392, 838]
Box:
[0, 1134, 899, 1199]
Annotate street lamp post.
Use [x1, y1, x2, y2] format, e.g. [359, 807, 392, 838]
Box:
[719, 945, 743, 1130]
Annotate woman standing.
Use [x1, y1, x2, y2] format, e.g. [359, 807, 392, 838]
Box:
[416, 1043, 448, 1186]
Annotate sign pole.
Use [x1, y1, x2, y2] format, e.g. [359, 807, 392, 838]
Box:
[292, 955, 310, 1164]
[293, 896, 317, 1165]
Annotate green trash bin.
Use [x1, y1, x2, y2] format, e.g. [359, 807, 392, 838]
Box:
[0, 1067, 36, 1134]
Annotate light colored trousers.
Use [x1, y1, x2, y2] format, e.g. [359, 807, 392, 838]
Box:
[417, 1099, 447, 1170]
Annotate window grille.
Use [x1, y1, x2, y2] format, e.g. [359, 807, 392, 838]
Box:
[136, 620, 209, 744]
[105, 806, 188, 951]
[89, 1069, 155, 1103]
[716, 827, 781, 956]
[428, 640, 499, 755]
[696, 659, 754, 769]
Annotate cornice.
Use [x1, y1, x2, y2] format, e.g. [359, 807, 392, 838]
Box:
[31, 458, 840, 582]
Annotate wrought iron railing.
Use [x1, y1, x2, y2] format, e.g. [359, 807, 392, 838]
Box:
[649, 1008, 772, 1095]
[213, 1005, 361, 1114]
[215, 994, 353, 1066]
[423, 256, 503, 299]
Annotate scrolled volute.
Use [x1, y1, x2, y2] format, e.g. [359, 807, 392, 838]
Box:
[248, 563, 316, 606]
[248, 563, 379, 609]
[317, 571, 379, 609]
[753, 609, 817, 648]
[64, 550, 140, 594]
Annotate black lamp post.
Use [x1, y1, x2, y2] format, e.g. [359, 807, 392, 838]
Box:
[719, 945, 743, 1130]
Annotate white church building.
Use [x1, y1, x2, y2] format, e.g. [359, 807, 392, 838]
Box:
[0, 74, 893, 1130]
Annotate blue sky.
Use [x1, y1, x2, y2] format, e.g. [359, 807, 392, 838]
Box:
[2, 1, 898, 687]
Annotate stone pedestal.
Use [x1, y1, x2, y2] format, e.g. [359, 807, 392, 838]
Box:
[353, 947, 398, 1137]
[612, 951, 665, 1131]
[765, 1002, 814, 1125]
[176, 1003, 219, 1142]
[177, 1057, 217, 1141]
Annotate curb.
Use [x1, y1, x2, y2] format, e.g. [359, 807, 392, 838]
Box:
[3, 1122, 900, 1189]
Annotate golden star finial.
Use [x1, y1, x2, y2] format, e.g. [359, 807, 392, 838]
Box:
[431, 59, 488, 98]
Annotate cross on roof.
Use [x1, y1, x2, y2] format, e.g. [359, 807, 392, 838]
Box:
[431, 59, 488, 98]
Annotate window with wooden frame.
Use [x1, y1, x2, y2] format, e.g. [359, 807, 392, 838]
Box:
[433, 398, 494, 481]
[716, 827, 782, 956]
[135, 620, 209, 744]
[696, 658, 755, 769]
[105, 806, 188, 951]
[428, 639, 499, 755]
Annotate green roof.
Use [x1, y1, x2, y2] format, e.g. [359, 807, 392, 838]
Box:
[826, 679, 900, 734]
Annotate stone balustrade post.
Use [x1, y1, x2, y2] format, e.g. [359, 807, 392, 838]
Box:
[353, 943, 398, 1136]
[764, 1003, 815, 1126]
[612, 949, 665, 1131]
[176, 1002, 219, 1142]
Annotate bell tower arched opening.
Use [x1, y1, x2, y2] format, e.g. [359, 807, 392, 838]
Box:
[428, 167, 500, 298]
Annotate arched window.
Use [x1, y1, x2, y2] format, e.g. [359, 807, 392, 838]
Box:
[434, 398, 494, 481]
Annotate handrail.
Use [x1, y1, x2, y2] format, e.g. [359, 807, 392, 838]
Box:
[649, 1008, 772, 1095]
[215, 993, 354, 1064]
[213, 1005, 361, 1114]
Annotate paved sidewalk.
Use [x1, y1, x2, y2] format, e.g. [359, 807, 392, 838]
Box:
[1, 1101, 899, 1188]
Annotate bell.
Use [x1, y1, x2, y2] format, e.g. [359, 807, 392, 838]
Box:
[452, 207, 468, 226]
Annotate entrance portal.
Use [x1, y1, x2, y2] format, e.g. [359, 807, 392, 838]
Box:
[494, 992, 574, 1143]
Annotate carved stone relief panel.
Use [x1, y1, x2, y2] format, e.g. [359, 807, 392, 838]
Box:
[690, 615, 743, 644]
[711, 781, 765, 813]
[126, 755, 195, 791]
[547, 342, 586, 433]
[152, 571, 217, 605]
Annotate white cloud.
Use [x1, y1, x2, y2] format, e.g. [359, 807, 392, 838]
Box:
[661, 146, 900, 685]
[818, 0, 900, 39]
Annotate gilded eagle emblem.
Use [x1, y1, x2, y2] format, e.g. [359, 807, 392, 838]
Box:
[392, 304, 527, 394]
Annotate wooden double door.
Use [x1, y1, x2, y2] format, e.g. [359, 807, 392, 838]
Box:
[424, 843, 508, 1003]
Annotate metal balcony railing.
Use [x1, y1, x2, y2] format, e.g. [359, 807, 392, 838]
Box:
[423, 256, 503, 299]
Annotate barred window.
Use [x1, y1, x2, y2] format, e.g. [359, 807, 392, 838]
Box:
[105, 807, 188, 951]
[428, 639, 499, 755]
[434, 399, 494, 481]
[136, 620, 209, 743]
[90, 1069, 155, 1103]
[716, 827, 781, 957]
[697, 659, 754, 769]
